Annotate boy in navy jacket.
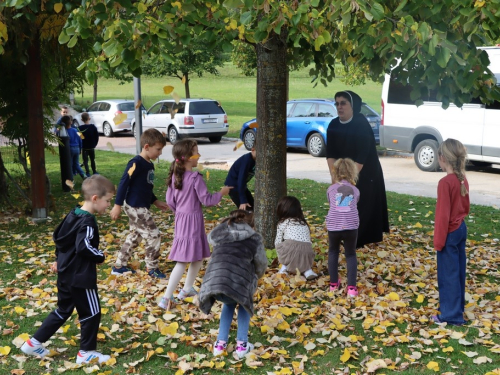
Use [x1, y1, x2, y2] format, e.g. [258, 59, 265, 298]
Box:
[79, 112, 100, 177]
[21, 175, 115, 364]
[225, 144, 256, 211]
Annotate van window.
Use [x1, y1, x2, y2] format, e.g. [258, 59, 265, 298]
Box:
[189, 101, 224, 115]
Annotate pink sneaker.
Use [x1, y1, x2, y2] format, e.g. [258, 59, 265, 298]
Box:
[347, 286, 358, 297]
[329, 277, 340, 291]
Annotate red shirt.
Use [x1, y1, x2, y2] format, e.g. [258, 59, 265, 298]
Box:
[434, 174, 470, 250]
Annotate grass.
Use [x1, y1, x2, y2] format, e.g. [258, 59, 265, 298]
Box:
[1, 149, 499, 374]
[73, 63, 383, 139]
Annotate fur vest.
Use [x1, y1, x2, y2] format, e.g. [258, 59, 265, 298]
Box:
[198, 221, 267, 316]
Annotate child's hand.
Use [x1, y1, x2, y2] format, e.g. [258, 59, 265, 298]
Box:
[154, 200, 170, 211]
[220, 186, 233, 196]
[239, 203, 252, 210]
[50, 262, 57, 273]
[110, 205, 122, 220]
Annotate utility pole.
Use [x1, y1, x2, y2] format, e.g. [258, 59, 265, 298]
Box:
[133, 77, 143, 154]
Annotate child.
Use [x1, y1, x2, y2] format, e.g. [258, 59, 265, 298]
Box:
[79, 112, 100, 177]
[326, 158, 360, 297]
[110, 129, 170, 278]
[275, 196, 318, 280]
[53, 105, 69, 134]
[432, 138, 470, 326]
[159, 139, 232, 310]
[225, 141, 256, 211]
[21, 175, 115, 364]
[198, 210, 267, 359]
[62, 115, 86, 180]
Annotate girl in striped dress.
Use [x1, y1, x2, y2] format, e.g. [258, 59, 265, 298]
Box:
[326, 158, 360, 297]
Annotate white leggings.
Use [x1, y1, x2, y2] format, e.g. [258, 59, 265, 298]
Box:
[163, 261, 203, 299]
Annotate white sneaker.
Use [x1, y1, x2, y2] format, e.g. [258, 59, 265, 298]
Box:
[21, 339, 50, 358]
[213, 340, 227, 356]
[304, 269, 318, 280]
[235, 342, 254, 359]
[76, 350, 110, 364]
[278, 265, 287, 274]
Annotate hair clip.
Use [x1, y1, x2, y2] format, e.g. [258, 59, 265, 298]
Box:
[175, 158, 179, 162]
[460, 180, 465, 185]
[181, 156, 185, 160]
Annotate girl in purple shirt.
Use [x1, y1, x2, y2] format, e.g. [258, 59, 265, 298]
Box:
[326, 158, 360, 297]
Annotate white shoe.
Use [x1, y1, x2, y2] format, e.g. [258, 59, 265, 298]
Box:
[21, 339, 50, 358]
[278, 265, 287, 274]
[304, 269, 318, 280]
[213, 340, 227, 356]
[76, 350, 110, 364]
[235, 342, 254, 359]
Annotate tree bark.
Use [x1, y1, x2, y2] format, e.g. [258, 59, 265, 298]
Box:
[184, 72, 190, 98]
[93, 77, 98, 103]
[255, 32, 288, 248]
[27, 31, 47, 219]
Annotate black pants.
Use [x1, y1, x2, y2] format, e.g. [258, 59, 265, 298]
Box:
[228, 188, 254, 211]
[33, 278, 101, 351]
[82, 148, 96, 175]
[328, 229, 358, 286]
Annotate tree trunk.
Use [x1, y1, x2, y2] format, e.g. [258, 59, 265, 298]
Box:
[184, 72, 190, 98]
[27, 31, 47, 219]
[0, 152, 9, 205]
[255, 32, 288, 248]
[93, 78, 98, 103]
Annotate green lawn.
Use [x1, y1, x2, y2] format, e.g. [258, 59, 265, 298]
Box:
[0, 150, 499, 374]
[74, 63, 383, 139]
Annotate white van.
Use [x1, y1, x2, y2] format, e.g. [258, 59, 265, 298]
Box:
[380, 46, 500, 171]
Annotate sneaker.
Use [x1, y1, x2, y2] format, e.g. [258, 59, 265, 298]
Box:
[213, 340, 227, 356]
[304, 269, 318, 280]
[347, 285, 358, 297]
[21, 339, 50, 358]
[111, 266, 136, 275]
[76, 350, 110, 364]
[158, 295, 177, 310]
[432, 315, 444, 324]
[235, 342, 254, 359]
[329, 277, 341, 291]
[178, 287, 197, 300]
[278, 265, 287, 274]
[148, 268, 166, 279]
[85, 173, 91, 178]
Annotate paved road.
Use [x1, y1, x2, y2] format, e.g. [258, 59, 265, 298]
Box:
[96, 134, 500, 207]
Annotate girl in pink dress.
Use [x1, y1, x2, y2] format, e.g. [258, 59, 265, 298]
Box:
[159, 139, 232, 310]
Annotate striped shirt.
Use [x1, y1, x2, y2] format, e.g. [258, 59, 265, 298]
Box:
[326, 180, 360, 231]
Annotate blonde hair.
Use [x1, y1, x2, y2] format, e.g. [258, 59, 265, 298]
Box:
[332, 158, 358, 185]
[438, 138, 468, 196]
[82, 175, 115, 200]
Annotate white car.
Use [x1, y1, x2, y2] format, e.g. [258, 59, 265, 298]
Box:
[84, 99, 137, 137]
[133, 98, 229, 143]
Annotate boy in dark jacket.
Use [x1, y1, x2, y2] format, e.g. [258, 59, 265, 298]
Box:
[79, 112, 100, 177]
[21, 175, 115, 364]
[225, 143, 256, 211]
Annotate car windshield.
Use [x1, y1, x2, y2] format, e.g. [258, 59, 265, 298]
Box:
[189, 101, 225, 115]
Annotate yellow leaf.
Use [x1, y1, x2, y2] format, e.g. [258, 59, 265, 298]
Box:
[146, 350, 155, 361]
[128, 163, 136, 177]
[113, 113, 127, 125]
[0, 346, 11, 356]
[279, 306, 293, 316]
[474, 0, 485, 7]
[206, 170, 209, 181]
[387, 292, 400, 301]
[340, 348, 350, 363]
[135, 99, 142, 109]
[260, 325, 272, 333]
[233, 140, 244, 151]
[427, 361, 439, 371]
[78, 132, 85, 139]
[260, 352, 272, 359]
[416, 294, 424, 303]
[71, 194, 80, 200]
[442, 346, 454, 353]
[160, 322, 178, 336]
[65, 180, 74, 189]
[277, 321, 290, 331]
[181, 76, 186, 85]
[54, 3, 63, 13]
[15, 306, 25, 314]
[106, 142, 115, 151]
[172, 92, 181, 104]
[163, 85, 174, 95]
[414, 222, 423, 228]
[248, 121, 259, 129]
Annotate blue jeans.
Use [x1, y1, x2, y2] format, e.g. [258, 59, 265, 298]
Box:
[70, 147, 84, 177]
[436, 221, 467, 325]
[215, 295, 250, 342]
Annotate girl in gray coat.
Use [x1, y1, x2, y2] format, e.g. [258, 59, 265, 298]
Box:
[198, 210, 267, 359]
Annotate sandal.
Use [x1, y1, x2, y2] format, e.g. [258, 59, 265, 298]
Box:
[158, 295, 177, 311]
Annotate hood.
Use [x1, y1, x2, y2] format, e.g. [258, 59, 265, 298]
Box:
[208, 222, 257, 246]
[53, 208, 94, 252]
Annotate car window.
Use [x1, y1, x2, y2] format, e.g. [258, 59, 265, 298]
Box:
[360, 105, 378, 117]
[148, 103, 163, 114]
[189, 101, 224, 115]
[117, 102, 135, 112]
[286, 102, 294, 116]
[290, 102, 316, 117]
[159, 104, 170, 114]
[100, 102, 111, 111]
[317, 104, 337, 117]
[87, 103, 101, 112]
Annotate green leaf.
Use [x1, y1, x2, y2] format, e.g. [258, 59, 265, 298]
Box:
[109, 55, 123, 68]
[223, 0, 244, 9]
[93, 3, 106, 13]
[314, 35, 325, 51]
[222, 41, 233, 53]
[121, 49, 135, 64]
[394, 0, 408, 13]
[428, 34, 438, 56]
[102, 40, 118, 57]
[437, 46, 451, 68]
[67, 34, 78, 48]
[240, 11, 252, 25]
[370, 2, 385, 20]
[58, 31, 70, 45]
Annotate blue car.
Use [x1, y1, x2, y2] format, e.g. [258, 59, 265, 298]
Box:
[239, 99, 380, 157]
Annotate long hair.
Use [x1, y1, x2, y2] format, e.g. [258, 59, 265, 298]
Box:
[332, 158, 359, 185]
[276, 196, 308, 226]
[222, 209, 254, 227]
[438, 138, 469, 196]
[167, 139, 198, 190]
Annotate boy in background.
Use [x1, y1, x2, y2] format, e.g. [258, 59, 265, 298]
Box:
[21, 175, 115, 364]
[110, 129, 169, 278]
[225, 141, 256, 211]
[79, 112, 100, 177]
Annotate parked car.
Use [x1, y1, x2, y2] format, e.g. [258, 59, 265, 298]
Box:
[133, 98, 229, 143]
[83, 100, 140, 137]
[239, 99, 380, 157]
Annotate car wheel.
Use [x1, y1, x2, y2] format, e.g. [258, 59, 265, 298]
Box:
[132, 123, 137, 138]
[168, 126, 179, 144]
[103, 122, 114, 137]
[307, 132, 326, 157]
[243, 130, 255, 151]
[414, 139, 439, 172]
[209, 136, 222, 143]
